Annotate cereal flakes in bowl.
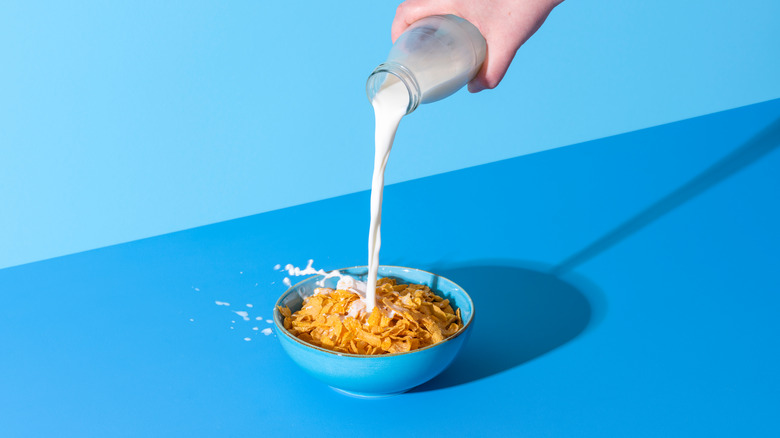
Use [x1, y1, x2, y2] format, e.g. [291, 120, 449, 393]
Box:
[273, 265, 474, 398]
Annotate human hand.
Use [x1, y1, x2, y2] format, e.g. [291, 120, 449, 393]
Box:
[391, 0, 564, 92]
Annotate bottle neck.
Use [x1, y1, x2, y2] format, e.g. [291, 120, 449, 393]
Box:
[366, 62, 421, 115]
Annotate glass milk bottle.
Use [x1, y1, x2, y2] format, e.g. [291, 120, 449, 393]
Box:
[366, 15, 487, 114]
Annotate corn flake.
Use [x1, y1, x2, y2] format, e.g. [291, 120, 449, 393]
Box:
[278, 277, 463, 355]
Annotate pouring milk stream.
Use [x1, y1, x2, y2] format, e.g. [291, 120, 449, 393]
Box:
[364, 15, 486, 311]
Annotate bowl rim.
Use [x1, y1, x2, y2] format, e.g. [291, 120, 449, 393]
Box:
[273, 265, 475, 358]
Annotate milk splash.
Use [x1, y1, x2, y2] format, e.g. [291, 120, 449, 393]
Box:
[280, 259, 345, 288]
[280, 260, 372, 317]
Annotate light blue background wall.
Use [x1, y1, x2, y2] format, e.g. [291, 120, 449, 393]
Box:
[2, 0, 779, 269]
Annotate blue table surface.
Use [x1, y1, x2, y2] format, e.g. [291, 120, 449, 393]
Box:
[1, 98, 779, 437]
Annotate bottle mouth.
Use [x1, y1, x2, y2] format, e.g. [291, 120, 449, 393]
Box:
[365, 62, 421, 115]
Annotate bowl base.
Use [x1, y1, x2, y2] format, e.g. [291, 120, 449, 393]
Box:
[329, 386, 409, 399]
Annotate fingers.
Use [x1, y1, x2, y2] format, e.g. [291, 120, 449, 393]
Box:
[469, 1, 558, 92]
[468, 36, 518, 92]
[391, 0, 423, 42]
[391, 0, 457, 42]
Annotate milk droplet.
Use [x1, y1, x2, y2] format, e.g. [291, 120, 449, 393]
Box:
[233, 311, 250, 321]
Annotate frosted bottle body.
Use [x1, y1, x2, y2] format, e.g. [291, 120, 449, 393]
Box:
[366, 15, 487, 114]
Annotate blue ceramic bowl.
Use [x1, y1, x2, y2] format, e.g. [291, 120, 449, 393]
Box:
[273, 265, 474, 398]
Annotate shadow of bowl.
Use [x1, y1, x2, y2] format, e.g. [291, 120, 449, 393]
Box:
[412, 264, 595, 392]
